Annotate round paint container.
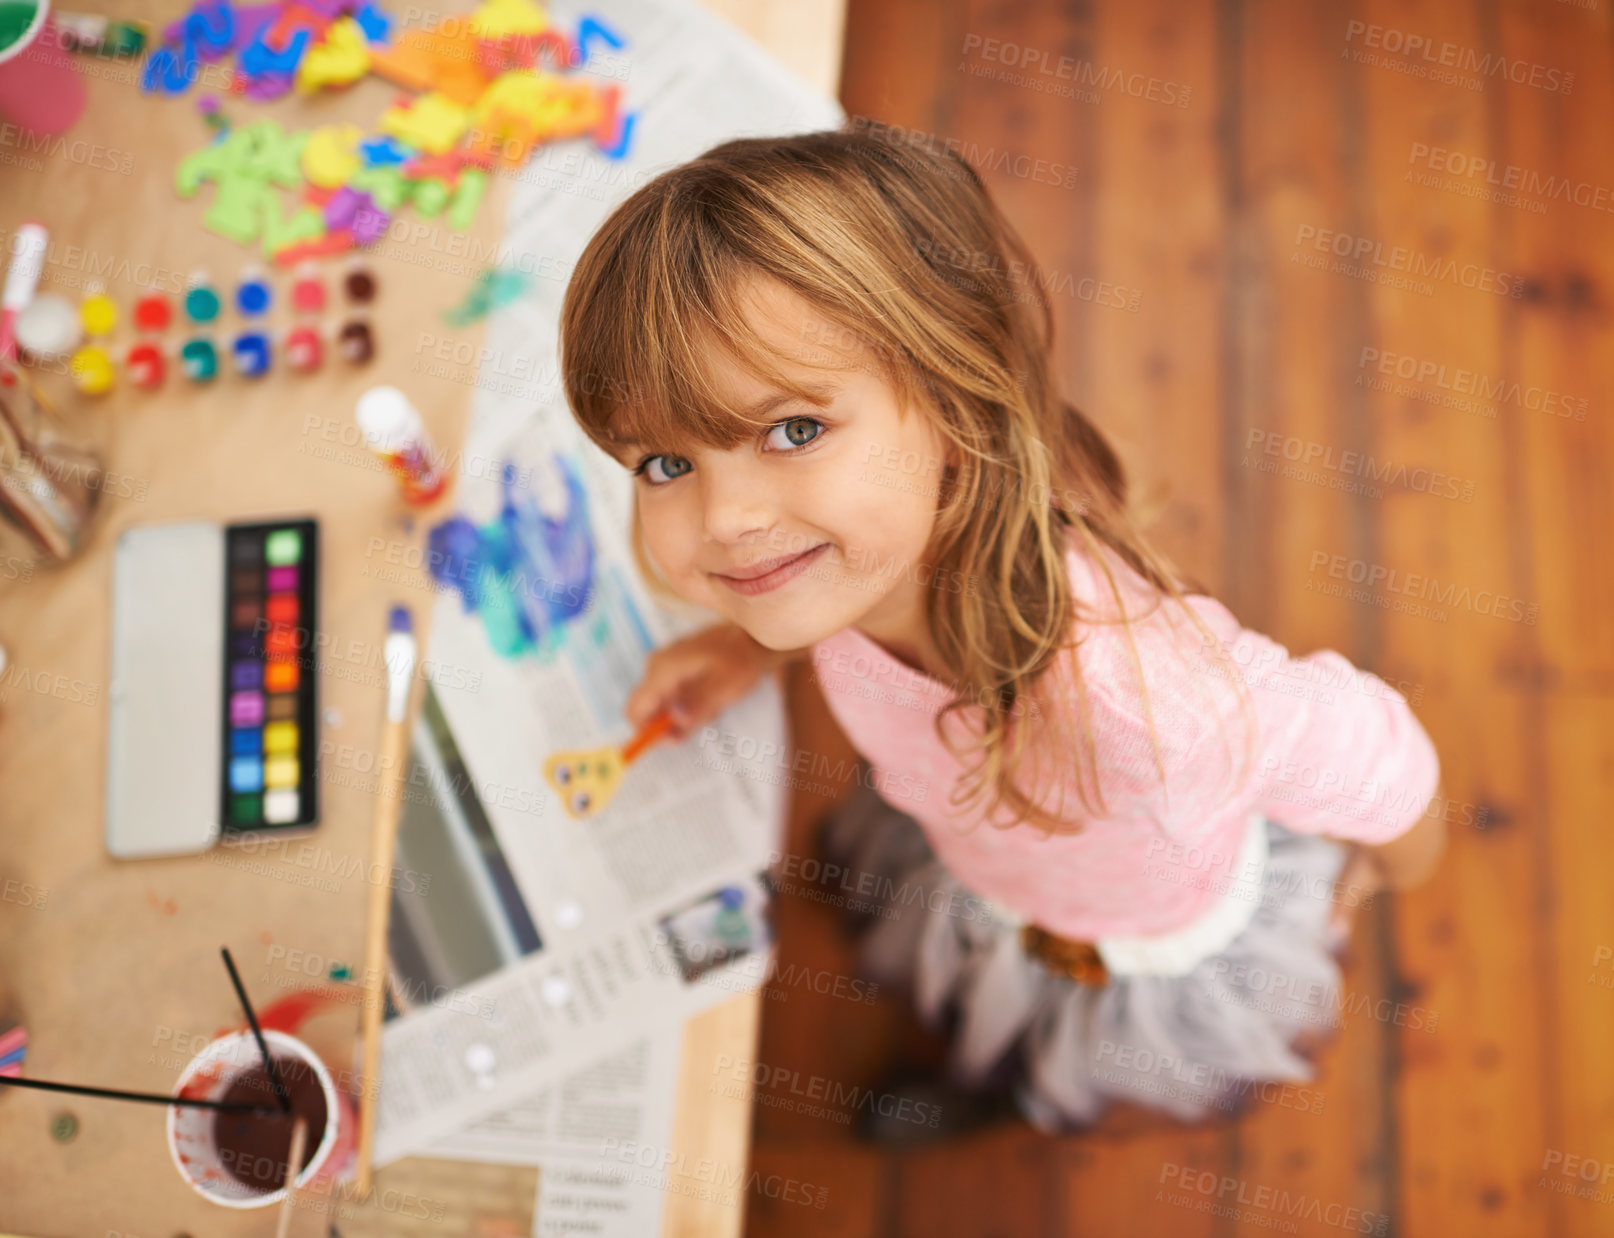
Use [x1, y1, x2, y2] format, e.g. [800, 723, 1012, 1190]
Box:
[231, 331, 271, 377]
[79, 290, 117, 337]
[69, 345, 114, 395]
[284, 326, 322, 372]
[126, 342, 165, 389]
[13, 293, 80, 360]
[134, 292, 173, 332]
[181, 337, 218, 381]
[184, 281, 221, 325]
[236, 273, 272, 317]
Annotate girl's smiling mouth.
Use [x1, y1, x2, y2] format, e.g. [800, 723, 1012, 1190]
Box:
[712, 543, 831, 596]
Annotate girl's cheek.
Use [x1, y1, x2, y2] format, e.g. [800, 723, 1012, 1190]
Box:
[642, 501, 697, 577]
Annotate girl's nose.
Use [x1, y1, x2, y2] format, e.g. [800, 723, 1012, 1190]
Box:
[698, 465, 777, 544]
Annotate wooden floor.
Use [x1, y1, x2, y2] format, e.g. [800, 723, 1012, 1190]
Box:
[744, 1, 1613, 1235]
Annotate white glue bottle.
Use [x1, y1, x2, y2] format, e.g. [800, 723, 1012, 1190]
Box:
[355, 385, 447, 506]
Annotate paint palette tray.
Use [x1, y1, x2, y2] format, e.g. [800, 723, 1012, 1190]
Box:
[105, 516, 319, 860]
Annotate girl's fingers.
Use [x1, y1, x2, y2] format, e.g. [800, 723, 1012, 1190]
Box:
[625, 623, 759, 731]
[663, 698, 695, 740]
[625, 650, 695, 722]
[628, 663, 707, 729]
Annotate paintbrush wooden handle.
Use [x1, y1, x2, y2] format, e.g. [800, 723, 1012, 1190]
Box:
[352, 712, 410, 1197]
[275, 1116, 308, 1238]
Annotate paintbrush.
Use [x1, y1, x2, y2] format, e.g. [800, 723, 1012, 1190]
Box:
[542, 708, 676, 820]
[352, 604, 415, 1198]
[274, 1115, 308, 1237]
[220, 946, 292, 1114]
[0, 1074, 280, 1115]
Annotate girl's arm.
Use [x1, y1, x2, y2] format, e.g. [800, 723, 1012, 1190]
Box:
[1139, 596, 1443, 853]
[1353, 792, 1449, 891]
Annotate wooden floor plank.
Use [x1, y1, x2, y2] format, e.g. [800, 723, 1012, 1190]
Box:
[1495, 5, 1614, 1237]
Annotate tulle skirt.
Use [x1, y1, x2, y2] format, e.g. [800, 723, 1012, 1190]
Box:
[820, 784, 1352, 1131]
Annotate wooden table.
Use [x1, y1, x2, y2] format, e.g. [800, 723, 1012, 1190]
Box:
[0, 3, 842, 1234]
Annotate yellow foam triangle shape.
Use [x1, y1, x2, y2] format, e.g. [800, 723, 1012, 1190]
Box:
[544, 743, 625, 819]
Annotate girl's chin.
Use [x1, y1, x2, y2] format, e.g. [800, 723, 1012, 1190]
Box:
[730, 606, 846, 653]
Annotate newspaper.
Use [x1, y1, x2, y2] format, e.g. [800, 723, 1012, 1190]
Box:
[432, 1031, 683, 1237]
[371, 0, 847, 1179]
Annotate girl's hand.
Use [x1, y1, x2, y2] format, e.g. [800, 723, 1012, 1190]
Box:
[1324, 799, 1449, 949]
[624, 622, 793, 742]
[1361, 801, 1449, 892]
[1325, 844, 1386, 950]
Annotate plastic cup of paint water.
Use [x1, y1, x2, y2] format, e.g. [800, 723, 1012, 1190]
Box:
[167, 1030, 352, 1209]
[0, 0, 86, 136]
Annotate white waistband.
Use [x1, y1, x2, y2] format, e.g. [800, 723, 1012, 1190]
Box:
[1093, 811, 1270, 978]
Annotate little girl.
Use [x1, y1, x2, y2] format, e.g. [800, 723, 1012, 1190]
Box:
[557, 126, 1447, 1132]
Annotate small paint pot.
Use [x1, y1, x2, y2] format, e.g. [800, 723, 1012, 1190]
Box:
[184, 282, 221, 325]
[342, 262, 376, 305]
[79, 290, 117, 337]
[180, 337, 218, 381]
[284, 325, 322, 372]
[231, 331, 271, 377]
[69, 345, 115, 395]
[337, 318, 374, 364]
[133, 292, 172, 332]
[236, 273, 272, 317]
[291, 267, 325, 314]
[126, 342, 166, 389]
[13, 293, 80, 360]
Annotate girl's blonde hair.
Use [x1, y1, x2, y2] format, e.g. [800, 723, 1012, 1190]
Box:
[559, 124, 1253, 834]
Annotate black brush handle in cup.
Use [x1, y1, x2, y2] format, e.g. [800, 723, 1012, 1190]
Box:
[0, 1073, 280, 1114]
[221, 947, 293, 1113]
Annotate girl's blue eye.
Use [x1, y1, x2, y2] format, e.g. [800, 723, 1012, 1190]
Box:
[764, 416, 824, 451]
[636, 454, 693, 485]
[633, 417, 824, 486]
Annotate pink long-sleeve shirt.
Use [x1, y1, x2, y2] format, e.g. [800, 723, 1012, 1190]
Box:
[809, 537, 1441, 940]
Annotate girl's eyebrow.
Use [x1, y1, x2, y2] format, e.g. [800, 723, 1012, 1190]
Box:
[741, 381, 841, 419]
[615, 383, 843, 457]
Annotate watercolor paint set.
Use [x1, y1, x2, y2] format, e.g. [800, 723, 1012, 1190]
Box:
[106, 517, 320, 860]
[221, 519, 319, 830]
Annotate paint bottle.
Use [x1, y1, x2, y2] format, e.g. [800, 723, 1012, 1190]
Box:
[180, 337, 218, 382]
[337, 318, 374, 364]
[291, 265, 326, 314]
[183, 277, 221, 325]
[342, 261, 376, 305]
[285, 325, 322, 372]
[133, 292, 172, 333]
[355, 386, 446, 505]
[69, 345, 114, 395]
[714, 887, 751, 947]
[13, 294, 79, 361]
[235, 271, 272, 317]
[231, 330, 271, 377]
[126, 341, 165, 389]
[79, 288, 117, 337]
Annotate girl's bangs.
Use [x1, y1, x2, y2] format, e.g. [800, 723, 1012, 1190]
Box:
[571, 210, 881, 462]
